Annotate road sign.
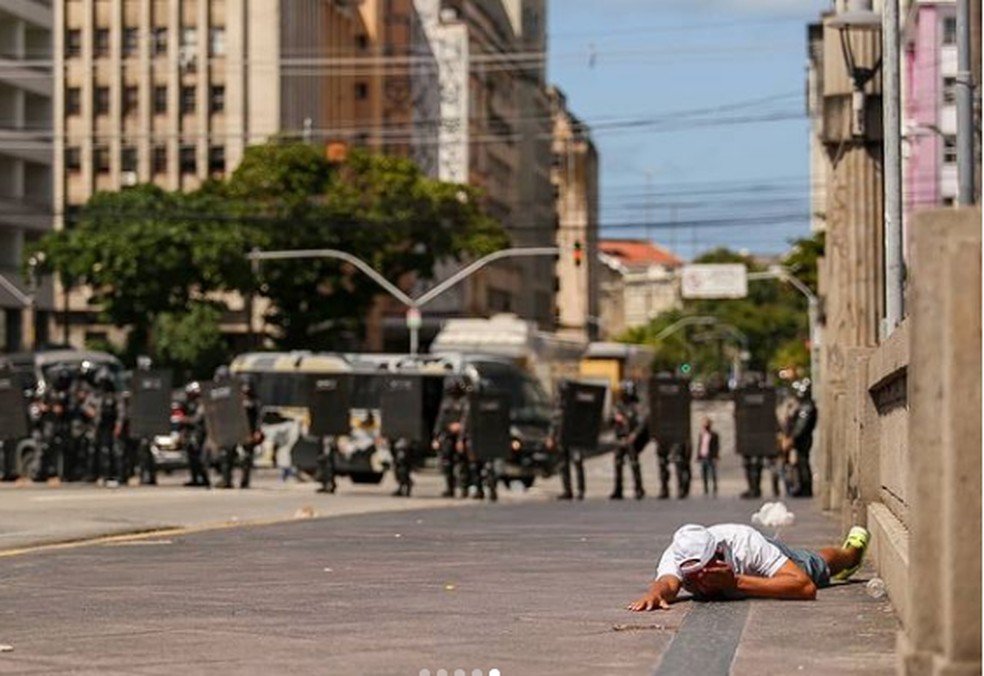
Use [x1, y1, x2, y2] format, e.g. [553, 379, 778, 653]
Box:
[681, 264, 748, 299]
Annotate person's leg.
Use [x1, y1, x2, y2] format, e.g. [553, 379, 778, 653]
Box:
[824, 526, 870, 580]
[700, 460, 710, 495]
[611, 445, 625, 498]
[629, 446, 644, 498]
[657, 452, 671, 498]
[574, 452, 585, 499]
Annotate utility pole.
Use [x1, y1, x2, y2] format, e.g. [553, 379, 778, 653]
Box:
[957, 0, 977, 205]
[882, 0, 904, 334]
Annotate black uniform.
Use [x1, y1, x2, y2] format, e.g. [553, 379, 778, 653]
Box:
[37, 372, 72, 481]
[555, 383, 584, 501]
[219, 382, 260, 489]
[182, 385, 210, 487]
[390, 437, 421, 497]
[88, 373, 122, 483]
[788, 386, 817, 497]
[610, 384, 648, 500]
[432, 384, 469, 498]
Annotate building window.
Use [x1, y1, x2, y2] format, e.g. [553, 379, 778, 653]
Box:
[179, 145, 197, 173]
[355, 82, 369, 99]
[121, 146, 137, 172]
[209, 27, 226, 56]
[153, 27, 167, 55]
[152, 145, 167, 173]
[66, 29, 82, 58]
[65, 146, 81, 172]
[356, 34, 369, 51]
[943, 135, 957, 163]
[209, 85, 225, 113]
[94, 86, 110, 115]
[153, 85, 167, 114]
[181, 86, 196, 114]
[93, 145, 110, 174]
[95, 28, 110, 57]
[208, 146, 225, 174]
[123, 28, 139, 57]
[942, 76, 957, 105]
[66, 87, 81, 115]
[123, 86, 138, 116]
[942, 16, 957, 45]
[181, 27, 197, 49]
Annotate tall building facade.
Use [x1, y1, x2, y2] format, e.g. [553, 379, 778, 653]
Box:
[54, 0, 369, 347]
[902, 0, 961, 215]
[549, 86, 597, 342]
[51, 0, 571, 353]
[0, 0, 54, 351]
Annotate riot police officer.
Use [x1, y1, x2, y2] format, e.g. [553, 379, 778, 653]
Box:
[390, 437, 418, 497]
[88, 368, 122, 486]
[556, 381, 585, 501]
[656, 438, 692, 499]
[432, 377, 470, 498]
[37, 367, 72, 481]
[220, 375, 261, 489]
[182, 381, 210, 487]
[610, 380, 648, 500]
[786, 379, 818, 498]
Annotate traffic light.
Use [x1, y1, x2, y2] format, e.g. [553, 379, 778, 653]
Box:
[679, 363, 692, 376]
[573, 240, 583, 267]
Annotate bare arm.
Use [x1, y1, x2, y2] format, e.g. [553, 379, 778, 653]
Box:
[735, 559, 816, 600]
[627, 575, 682, 611]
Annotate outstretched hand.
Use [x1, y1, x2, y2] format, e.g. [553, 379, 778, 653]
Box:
[627, 593, 670, 612]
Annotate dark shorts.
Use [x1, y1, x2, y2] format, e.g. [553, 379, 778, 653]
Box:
[767, 537, 831, 588]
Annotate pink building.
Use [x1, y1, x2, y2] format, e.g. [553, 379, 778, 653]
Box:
[903, 0, 960, 219]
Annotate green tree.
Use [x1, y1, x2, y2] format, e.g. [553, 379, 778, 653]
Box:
[153, 302, 228, 382]
[30, 141, 510, 362]
[619, 243, 819, 379]
[223, 144, 508, 349]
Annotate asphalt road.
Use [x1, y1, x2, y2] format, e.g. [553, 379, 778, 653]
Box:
[0, 401, 898, 675]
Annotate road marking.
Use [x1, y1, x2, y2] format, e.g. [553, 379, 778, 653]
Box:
[653, 601, 748, 676]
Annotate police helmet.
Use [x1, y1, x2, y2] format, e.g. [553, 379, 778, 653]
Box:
[240, 374, 256, 396]
[444, 376, 469, 397]
[793, 378, 812, 399]
[185, 380, 202, 398]
[619, 380, 639, 403]
[53, 367, 73, 391]
[95, 368, 116, 392]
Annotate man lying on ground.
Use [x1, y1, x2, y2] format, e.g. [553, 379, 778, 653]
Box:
[627, 522, 869, 611]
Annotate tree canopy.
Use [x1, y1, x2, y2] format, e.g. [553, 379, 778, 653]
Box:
[620, 233, 823, 382]
[31, 142, 509, 370]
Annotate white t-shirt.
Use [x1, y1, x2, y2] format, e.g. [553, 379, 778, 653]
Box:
[655, 523, 788, 581]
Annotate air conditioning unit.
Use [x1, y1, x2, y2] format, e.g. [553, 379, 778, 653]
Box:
[121, 171, 138, 187]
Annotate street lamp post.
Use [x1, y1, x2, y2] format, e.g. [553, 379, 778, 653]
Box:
[831, 0, 904, 337]
[748, 266, 820, 391]
[247, 246, 561, 355]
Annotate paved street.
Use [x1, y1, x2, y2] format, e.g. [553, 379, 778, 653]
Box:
[0, 402, 899, 675]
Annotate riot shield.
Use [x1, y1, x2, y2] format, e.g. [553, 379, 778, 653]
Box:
[129, 370, 172, 438]
[734, 385, 778, 458]
[0, 366, 29, 440]
[648, 375, 691, 448]
[201, 382, 251, 449]
[379, 375, 425, 442]
[559, 381, 607, 452]
[467, 391, 511, 462]
[306, 374, 353, 437]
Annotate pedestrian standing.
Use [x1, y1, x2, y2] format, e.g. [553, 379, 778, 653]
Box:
[695, 417, 719, 496]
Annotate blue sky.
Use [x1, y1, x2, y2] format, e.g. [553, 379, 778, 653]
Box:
[548, 0, 833, 261]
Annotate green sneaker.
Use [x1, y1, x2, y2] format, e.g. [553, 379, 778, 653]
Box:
[832, 526, 870, 581]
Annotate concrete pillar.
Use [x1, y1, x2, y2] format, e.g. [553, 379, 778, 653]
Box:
[902, 208, 981, 676]
[815, 16, 884, 509]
